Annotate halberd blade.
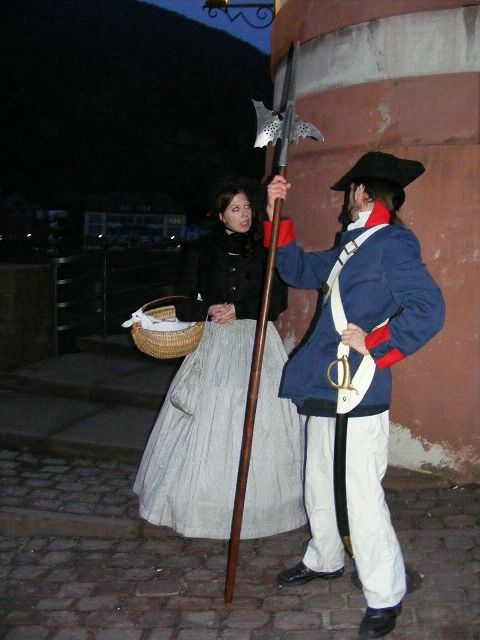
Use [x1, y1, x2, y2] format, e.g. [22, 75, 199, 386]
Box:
[292, 119, 324, 143]
[253, 100, 282, 148]
[253, 100, 324, 148]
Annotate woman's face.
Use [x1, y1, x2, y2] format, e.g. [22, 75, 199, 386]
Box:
[219, 192, 252, 234]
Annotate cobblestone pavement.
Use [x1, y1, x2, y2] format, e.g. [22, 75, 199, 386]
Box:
[0, 447, 479, 640]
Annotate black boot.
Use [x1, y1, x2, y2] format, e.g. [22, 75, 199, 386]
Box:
[276, 561, 344, 586]
[359, 603, 402, 639]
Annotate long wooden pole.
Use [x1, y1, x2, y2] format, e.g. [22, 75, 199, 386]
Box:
[224, 165, 287, 604]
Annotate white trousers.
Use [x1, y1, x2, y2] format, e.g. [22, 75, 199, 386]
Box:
[303, 412, 406, 608]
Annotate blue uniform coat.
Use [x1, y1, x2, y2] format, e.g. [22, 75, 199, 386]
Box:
[272, 217, 445, 417]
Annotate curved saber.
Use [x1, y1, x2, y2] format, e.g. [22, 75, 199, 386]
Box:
[224, 43, 324, 604]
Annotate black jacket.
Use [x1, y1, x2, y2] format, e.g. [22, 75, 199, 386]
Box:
[175, 224, 287, 322]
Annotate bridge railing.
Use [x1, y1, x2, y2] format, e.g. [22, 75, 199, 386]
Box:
[51, 245, 184, 354]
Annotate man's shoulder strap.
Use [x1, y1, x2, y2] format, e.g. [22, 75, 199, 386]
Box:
[321, 224, 388, 303]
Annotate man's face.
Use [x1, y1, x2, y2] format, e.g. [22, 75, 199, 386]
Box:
[347, 183, 371, 222]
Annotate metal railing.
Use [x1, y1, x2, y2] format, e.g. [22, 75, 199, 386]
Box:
[51, 246, 184, 354]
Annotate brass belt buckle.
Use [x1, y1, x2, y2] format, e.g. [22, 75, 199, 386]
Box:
[326, 355, 358, 393]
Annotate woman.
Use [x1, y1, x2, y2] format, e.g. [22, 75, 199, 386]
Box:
[133, 179, 306, 539]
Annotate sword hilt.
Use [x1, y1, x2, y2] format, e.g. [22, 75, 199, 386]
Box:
[326, 355, 358, 393]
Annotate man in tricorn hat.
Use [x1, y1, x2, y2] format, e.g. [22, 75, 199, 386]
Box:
[265, 152, 445, 638]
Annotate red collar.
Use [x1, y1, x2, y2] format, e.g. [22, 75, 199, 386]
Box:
[365, 201, 390, 227]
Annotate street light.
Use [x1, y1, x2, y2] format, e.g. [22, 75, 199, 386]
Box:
[203, 0, 274, 29]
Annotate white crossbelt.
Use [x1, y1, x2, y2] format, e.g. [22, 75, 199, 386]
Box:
[324, 225, 388, 414]
[322, 225, 387, 304]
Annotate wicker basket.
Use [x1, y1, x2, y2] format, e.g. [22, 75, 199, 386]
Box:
[130, 296, 204, 359]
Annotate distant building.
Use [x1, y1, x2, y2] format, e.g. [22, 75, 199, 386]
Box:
[83, 192, 187, 250]
[0, 193, 38, 241]
[83, 210, 187, 249]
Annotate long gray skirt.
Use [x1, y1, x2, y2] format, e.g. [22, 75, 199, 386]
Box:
[133, 319, 307, 539]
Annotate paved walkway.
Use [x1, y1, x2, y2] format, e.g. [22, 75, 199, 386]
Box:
[0, 337, 478, 639]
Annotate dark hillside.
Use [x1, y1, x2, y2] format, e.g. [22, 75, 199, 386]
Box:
[0, 0, 272, 215]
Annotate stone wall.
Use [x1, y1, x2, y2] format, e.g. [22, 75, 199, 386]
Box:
[270, 0, 479, 482]
[0, 264, 54, 370]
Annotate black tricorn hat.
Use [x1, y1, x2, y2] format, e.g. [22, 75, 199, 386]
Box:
[331, 151, 425, 191]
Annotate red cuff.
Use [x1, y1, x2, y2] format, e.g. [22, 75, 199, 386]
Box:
[365, 324, 391, 350]
[375, 348, 405, 369]
[263, 218, 296, 248]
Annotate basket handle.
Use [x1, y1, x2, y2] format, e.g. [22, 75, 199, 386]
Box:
[141, 295, 191, 313]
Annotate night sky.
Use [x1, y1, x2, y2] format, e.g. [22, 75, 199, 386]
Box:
[143, 0, 271, 53]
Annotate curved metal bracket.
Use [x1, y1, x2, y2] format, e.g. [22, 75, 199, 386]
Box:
[203, 2, 274, 29]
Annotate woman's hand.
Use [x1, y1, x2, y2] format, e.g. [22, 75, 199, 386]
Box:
[208, 303, 236, 324]
[266, 175, 291, 220]
[341, 323, 369, 355]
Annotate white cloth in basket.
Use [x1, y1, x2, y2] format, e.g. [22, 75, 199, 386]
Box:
[122, 307, 196, 331]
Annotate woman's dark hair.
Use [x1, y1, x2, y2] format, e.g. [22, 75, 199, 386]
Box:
[357, 177, 405, 225]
